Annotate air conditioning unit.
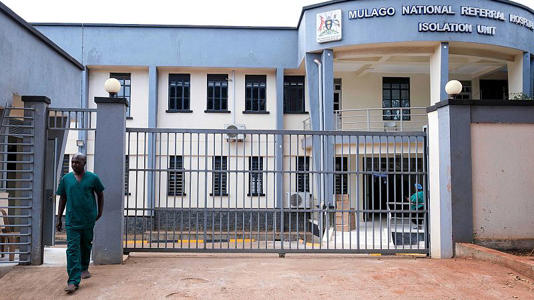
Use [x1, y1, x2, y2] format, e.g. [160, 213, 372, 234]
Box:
[286, 192, 312, 209]
[224, 124, 245, 142]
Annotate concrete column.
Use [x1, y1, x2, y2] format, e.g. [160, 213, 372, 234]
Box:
[428, 102, 473, 258]
[531, 54, 534, 98]
[521, 52, 531, 97]
[430, 42, 449, 105]
[147, 66, 158, 210]
[77, 68, 89, 154]
[93, 97, 127, 264]
[275, 68, 284, 208]
[305, 53, 323, 206]
[22, 96, 50, 265]
[322, 49, 335, 207]
[428, 107, 453, 259]
[507, 53, 528, 98]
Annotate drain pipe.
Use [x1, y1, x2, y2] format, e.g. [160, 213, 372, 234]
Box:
[314, 58, 329, 243]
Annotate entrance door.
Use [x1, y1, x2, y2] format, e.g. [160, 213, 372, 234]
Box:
[480, 80, 508, 100]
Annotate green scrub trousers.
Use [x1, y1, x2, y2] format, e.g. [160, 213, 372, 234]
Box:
[66, 227, 94, 286]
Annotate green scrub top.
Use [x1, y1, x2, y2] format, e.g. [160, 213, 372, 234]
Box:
[56, 171, 105, 229]
[410, 191, 425, 210]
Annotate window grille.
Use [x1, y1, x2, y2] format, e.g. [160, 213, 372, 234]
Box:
[168, 156, 185, 196]
[335, 157, 348, 195]
[212, 156, 228, 196]
[382, 77, 410, 121]
[169, 74, 190, 111]
[61, 154, 70, 178]
[248, 156, 264, 196]
[284, 76, 305, 113]
[110, 73, 132, 117]
[245, 75, 267, 112]
[296, 156, 310, 192]
[207, 74, 228, 112]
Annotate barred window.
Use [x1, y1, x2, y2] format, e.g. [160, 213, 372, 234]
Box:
[245, 75, 267, 112]
[207, 74, 228, 112]
[296, 156, 310, 192]
[284, 76, 305, 113]
[125, 155, 129, 195]
[168, 74, 190, 111]
[110, 73, 132, 117]
[334, 157, 348, 195]
[61, 155, 70, 178]
[382, 77, 410, 121]
[168, 156, 185, 196]
[248, 157, 264, 196]
[212, 156, 228, 196]
[453, 80, 472, 100]
[334, 78, 342, 111]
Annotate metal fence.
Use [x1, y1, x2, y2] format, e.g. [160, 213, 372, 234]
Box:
[0, 106, 35, 264]
[123, 128, 428, 254]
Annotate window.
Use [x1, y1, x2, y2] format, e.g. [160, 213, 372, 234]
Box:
[244, 75, 267, 112]
[382, 77, 410, 121]
[206, 74, 228, 112]
[110, 73, 132, 117]
[61, 154, 70, 178]
[248, 157, 264, 196]
[334, 157, 348, 195]
[124, 155, 129, 195]
[296, 156, 310, 192]
[453, 80, 472, 100]
[212, 156, 228, 196]
[168, 74, 190, 111]
[334, 78, 342, 111]
[168, 156, 185, 196]
[284, 76, 305, 113]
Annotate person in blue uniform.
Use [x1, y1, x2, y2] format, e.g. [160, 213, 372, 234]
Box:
[56, 153, 104, 293]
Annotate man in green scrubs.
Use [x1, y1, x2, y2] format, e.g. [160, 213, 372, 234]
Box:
[56, 153, 104, 293]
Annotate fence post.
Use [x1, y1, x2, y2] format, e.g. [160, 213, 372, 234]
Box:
[22, 96, 50, 265]
[92, 97, 127, 264]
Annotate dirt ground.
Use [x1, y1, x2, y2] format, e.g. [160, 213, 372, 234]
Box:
[0, 253, 533, 299]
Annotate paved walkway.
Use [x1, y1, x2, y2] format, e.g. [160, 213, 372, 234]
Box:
[0, 252, 533, 299]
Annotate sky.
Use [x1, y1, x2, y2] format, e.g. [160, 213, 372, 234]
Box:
[2, 0, 533, 27]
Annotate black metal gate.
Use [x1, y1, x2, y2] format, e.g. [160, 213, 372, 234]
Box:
[123, 128, 428, 255]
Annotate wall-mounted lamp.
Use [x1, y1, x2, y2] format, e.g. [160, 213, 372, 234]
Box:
[104, 78, 121, 97]
[445, 80, 462, 98]
[76, 139, 85, 147]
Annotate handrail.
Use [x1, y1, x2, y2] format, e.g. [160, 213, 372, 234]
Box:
[303, 107, 428, 132]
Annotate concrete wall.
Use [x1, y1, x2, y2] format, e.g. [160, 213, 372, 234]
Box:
[0, 5, 82, 107]
[471, 123, 534, 248]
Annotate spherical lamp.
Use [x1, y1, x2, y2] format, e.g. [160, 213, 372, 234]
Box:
[445, 80, 463, 98]
[104, 78, 121, 97]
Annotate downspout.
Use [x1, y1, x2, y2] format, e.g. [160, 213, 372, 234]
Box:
[313, 59, 324, 208]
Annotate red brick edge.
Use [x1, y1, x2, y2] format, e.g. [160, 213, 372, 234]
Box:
[455, 243, 534, 280]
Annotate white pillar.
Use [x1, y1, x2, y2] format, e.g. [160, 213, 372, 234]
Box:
[428, 109, 453, 259]
[428, 42, 453, 258]
[508, 54, 524, 98]
[430, 43, 449, 105]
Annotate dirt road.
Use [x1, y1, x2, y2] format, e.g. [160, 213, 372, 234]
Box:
[1, 253, 533, 299]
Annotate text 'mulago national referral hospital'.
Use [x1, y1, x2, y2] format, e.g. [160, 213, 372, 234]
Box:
[347, 5, 534, 36]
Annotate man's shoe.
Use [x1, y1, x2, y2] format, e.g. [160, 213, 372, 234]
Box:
[81, 270, 92, 279]
[64, 284, 78, 293]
